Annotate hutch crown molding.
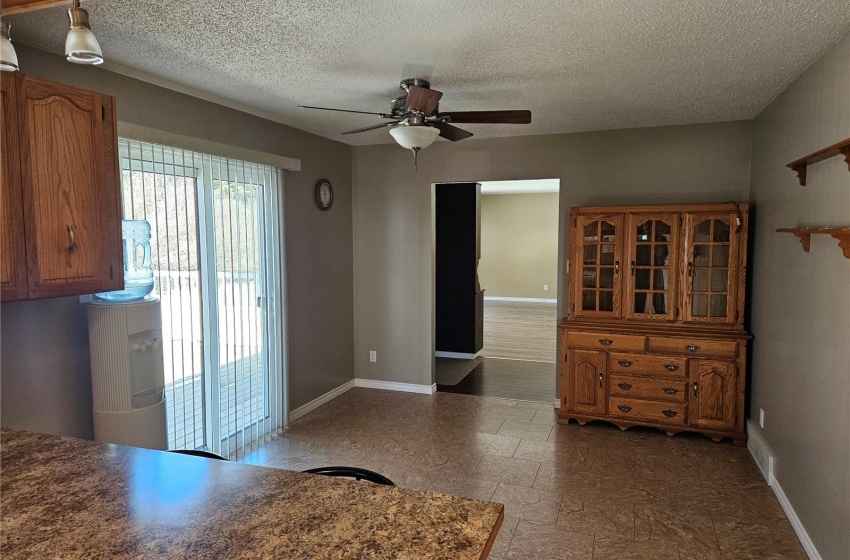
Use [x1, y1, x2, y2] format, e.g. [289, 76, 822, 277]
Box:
[559, 202, 751, 445]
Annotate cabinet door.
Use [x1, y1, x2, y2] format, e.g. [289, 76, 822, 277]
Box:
[18, 75, 123, 299]
[625, 214, 679, 321]
[683, 213, 741, 325]
[572, 214, 623, 318]
[689, 359, 736, 430]
[0, 75, 27, 302]
[566, 349, 606, 414]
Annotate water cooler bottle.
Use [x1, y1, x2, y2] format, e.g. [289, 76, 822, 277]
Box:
[88, 220, 168, 450]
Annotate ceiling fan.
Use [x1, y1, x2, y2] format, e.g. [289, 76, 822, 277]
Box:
[300, 78, 531, 164]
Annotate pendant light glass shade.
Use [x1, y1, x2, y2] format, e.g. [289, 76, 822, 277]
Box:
[66, 1, 103, 65]
[1, 21, 19, 72]
[389, 125, 440, 150]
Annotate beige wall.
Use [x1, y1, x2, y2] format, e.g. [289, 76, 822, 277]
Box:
[0, 45, 354, 438]
[352, 121, 752, 387]
[749, 33, 850, 559]
[479, 194, 559, 299]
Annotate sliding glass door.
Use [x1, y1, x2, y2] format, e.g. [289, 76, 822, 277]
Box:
[118, 139, 283, 457]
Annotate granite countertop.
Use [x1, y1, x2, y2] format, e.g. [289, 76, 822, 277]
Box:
[0, 429, 503, 559]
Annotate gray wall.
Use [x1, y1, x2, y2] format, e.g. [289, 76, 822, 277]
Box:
[749, 33, 850, 560]
[0, 45, 354, 438]
[352, 121, 753, 387]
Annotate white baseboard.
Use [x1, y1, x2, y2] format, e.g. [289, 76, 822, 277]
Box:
[435, 351, 480, 359]
[354, 378, 437, 394]
[288, 380, 355, 423]
[484, 296, 557, 303]
[746, 419, 821, 560]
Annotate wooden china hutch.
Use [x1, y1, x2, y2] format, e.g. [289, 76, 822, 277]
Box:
[558, 203, 750, 445]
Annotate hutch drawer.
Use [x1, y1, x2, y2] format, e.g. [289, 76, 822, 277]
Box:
[567, 331, 645, 352]
[646, 336, 737, 358]
[609, 375, 687, 403]
[608, 397, 686, 425]
[608, 353, 687, 377]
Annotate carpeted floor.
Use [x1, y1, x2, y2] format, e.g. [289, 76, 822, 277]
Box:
[435, 356, 482, 385]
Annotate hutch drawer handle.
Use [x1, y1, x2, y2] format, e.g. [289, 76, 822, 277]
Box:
[67, 225, 76, 254]
[598, 372, 604, 387]
[664, 364, 680, 371]
[693, 382, 698, 396]
[684, 344, 701, 352]
[617, 382, 632, 390]
[617, 359, 633, 367]
[662, 409, 678, 418]
[617, 405, 632, 413]
[599, 338, 614, 346]
[662, 387, 678, 395]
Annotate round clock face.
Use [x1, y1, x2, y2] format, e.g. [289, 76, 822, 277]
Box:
[316, 180, 333, 210]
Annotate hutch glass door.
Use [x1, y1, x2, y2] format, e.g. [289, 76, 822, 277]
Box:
[684, 213, 739, 324]
[626, 214, 679, 321]
[574, 215, 622, 318]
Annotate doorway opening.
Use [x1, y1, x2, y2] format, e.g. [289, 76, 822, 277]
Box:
[434, 179, 560, 403]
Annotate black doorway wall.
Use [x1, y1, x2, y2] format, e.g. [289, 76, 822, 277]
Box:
[435, 183, 484, 355]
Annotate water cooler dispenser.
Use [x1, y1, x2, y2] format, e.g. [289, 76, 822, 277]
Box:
[88, 220, 168, 450]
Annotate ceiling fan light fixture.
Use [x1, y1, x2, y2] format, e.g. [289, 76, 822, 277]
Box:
[1, 21, 19, 72]
[65, 0, 103, 65]
[389, 124, 440, 150]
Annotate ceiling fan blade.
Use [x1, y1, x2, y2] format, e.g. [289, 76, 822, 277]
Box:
[342, 121, 400, 135]
[438, 110, 532, 124]
[405, 86, 443, 115]
[433, 121, 474, 142]
[300, 105, 389, 117]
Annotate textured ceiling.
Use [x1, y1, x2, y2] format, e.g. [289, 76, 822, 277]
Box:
[8, 1, 850, 145]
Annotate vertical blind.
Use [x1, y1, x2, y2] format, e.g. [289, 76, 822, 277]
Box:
[118, 138, 285, 458]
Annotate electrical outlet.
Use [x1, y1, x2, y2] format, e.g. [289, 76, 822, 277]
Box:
[543, 284, 549, 291]
[369, 351, 377, 363]
[759, 408, 765, 429]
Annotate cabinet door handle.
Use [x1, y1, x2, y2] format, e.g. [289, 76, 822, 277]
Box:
[684, 344, 701, 352]
[662, 387, 678, 395]
[599, 338, 614, 346]
[630, 260, 635, 276]
[693, 382, 698, 396]
[617, 359, 633, 367]
[614, 260, 620, 275]
[662, 409, 678, 418]
[598, 372, 604, 387]
[67, 225, 76, 254]
[664, 364, 680, 371]
[687, 261, 694, 278]
[617, 382, 632, 390]
[617, 405, 632, 413]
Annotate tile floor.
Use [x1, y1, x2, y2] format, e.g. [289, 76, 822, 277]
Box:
[238, 388, 806, 560]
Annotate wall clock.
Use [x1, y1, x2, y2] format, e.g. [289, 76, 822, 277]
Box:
[315, 179, 333, 211]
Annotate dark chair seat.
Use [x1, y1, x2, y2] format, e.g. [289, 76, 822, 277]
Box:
[302, 466, 395, 486]
[169, 449, 228, 461]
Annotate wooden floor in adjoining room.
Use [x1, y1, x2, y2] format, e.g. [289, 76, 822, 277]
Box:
[438, 300, 558, 403]
[480, 300, 558, 363]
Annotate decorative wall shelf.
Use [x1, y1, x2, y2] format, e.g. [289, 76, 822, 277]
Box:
[786, 137, 850, 186]
[776, 228, 850, 258]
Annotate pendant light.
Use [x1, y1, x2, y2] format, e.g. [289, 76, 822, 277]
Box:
[1, 21, 19, 72]
[65, 0, 103, 65]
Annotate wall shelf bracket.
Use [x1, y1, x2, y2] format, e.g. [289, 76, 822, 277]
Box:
[776, 228, 850, 259]
[786, 137, 850, 186]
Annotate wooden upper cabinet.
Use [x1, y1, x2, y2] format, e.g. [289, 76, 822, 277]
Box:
[1, 76, 28, 302]
[682, 211, 744, 326]
[15, 75, 123, 299]
[572, 214, 623, 318]
[624, 214, 680, 321]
